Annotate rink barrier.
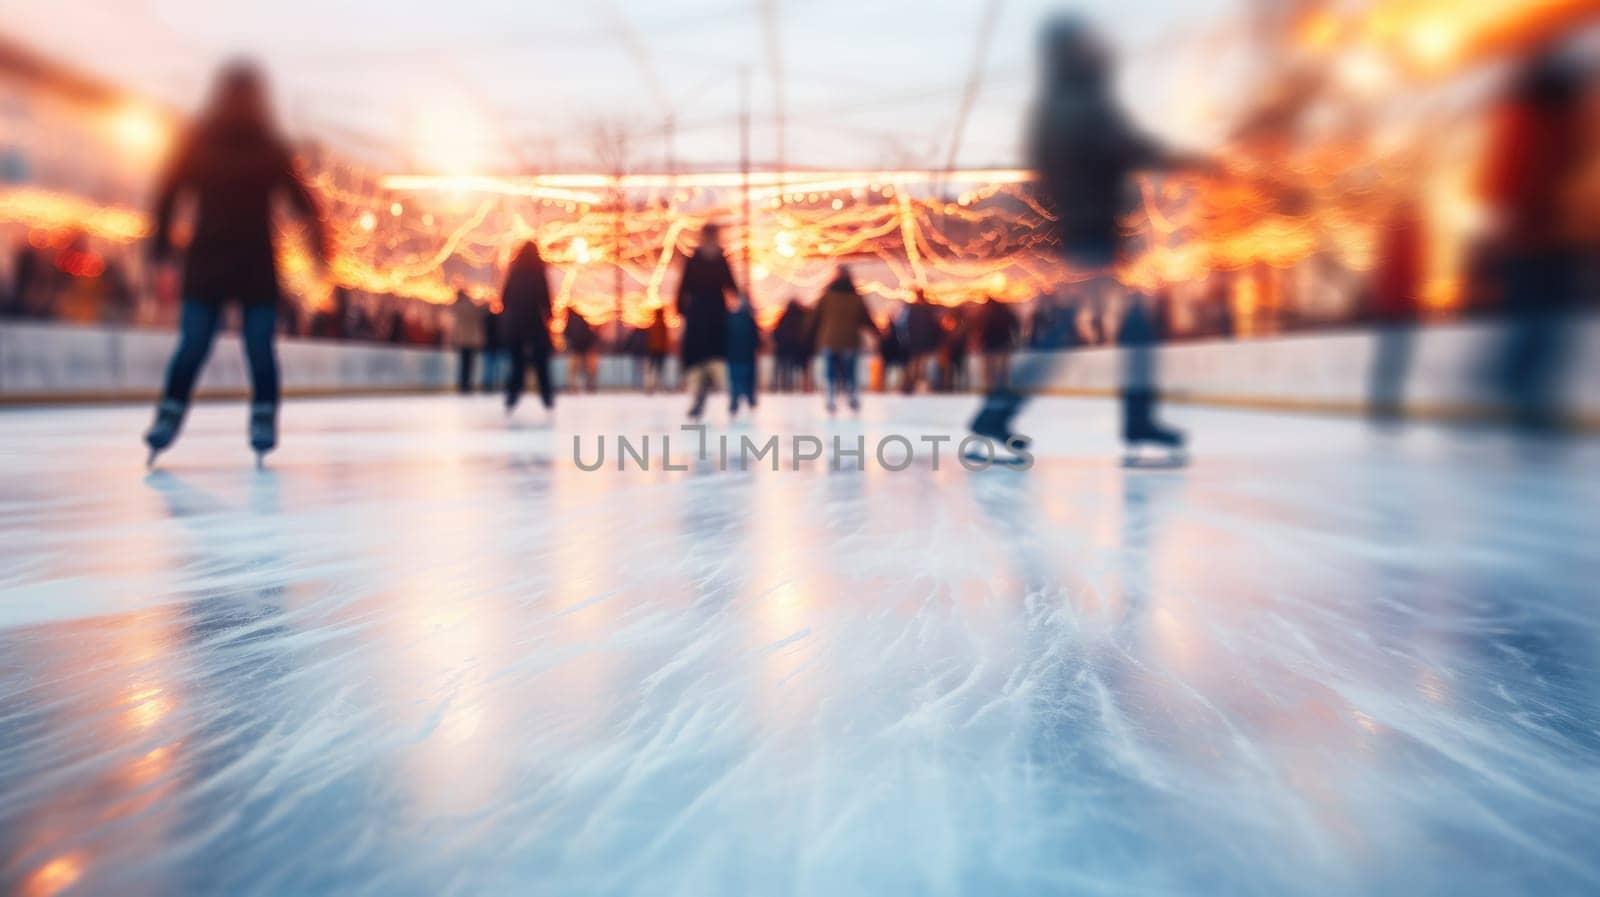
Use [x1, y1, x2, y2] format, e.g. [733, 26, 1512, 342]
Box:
[3, 317, 1597, 426]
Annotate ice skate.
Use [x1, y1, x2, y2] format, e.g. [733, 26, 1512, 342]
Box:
[250, 402, 278, 466]
[1121, 425, 1187, 469]
[143, 399, 187, 468]
[968, 404, 1033, 453]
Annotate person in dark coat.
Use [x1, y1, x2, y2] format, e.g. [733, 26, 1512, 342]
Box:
[143, 60, 329, 464]
[481, 304, 507, 392]
[501, 241, 556, 413]
[899, 288, 940, 394]
[772, 298, 812, 392]
[968, 17, 1199, 457]
[563, 308, 599, 392]
[644, 306, 671, 394]
[726, 294, 761, 415]
[941, 305, 974, 392]
[676, 222, 738, 419]
[978, 296, 1021, 389]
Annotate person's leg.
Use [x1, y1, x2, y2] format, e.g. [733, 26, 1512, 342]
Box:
[161, 300, 223, 404]
[147, 300, 222, 454]
[240, 303, 281, 407]
[506, 340, 527, 409]
[687, 362, 710, 417]
[843, 351, 861, 408]
[532, 346, 555, 409]
[822, 351, 839, 409]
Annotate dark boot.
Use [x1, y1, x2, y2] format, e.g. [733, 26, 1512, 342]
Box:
[250, 402, 278, 460]
[144, 399, 187, 465]
[969, 389, 1031, 450]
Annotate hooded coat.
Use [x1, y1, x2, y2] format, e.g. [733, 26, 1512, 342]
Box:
[675, 247, 737, 367]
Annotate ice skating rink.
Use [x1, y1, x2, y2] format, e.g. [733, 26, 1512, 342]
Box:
[1, 394, 1597, 896]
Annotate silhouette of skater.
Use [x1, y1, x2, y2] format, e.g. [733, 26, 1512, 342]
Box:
[501, 241, 556, 414]
[676, 223, 738, 419]
[1477, 45, 1591, 432]
[727, 294, 761, 415]
[967, 17, 1201, 460]
[806, 267, 878, 413]
[143, 61, 329, 467]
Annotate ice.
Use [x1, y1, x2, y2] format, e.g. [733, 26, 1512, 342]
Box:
[1, 394, 1598, 896]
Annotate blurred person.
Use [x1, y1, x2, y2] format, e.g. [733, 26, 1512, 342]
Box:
[563, 308, 600, 392]
[879, 305, 908, 392]
[501, 241, 556, 414]
[727, 294, 761, 415]
[1477, 44, 1592, 431]
[386, 302, 406, 344]
[968, 16, 1203, 461]
[676, 222, 738, 420]
[806, 266, 878, 413]
[142, 61, 329, 467]
[644, 305, 671, 393]
[978, 295, 1021, 389]
[900, 288, 941, 393]
[481, 303, 507, 391]
[942, 305, 973, 392]
[623, 323, 648, 389]
[772, 297, 812, 392]
[1367, 202, 1425, 424]
[451, 288, 487, 394]
[5, 238, 36, 317]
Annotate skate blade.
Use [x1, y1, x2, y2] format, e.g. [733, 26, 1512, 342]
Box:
[1121, 455, 1188, 470]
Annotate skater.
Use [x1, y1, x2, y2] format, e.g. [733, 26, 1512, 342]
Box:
[806, 266, 878, 414]
[941, 305, 973, 392]
[644, 306, 671, 393]
[772, 297, 812, 392]
[1476, 45, 1590, 432]
[675, 222, 738, 420]
[727, 294, 761, 415]
[563, 308, 599, 392]
[967, 16, 1205, 461]
[481, 303, 508, 392]
[451, 288, 486, 394]
[899, 288, 940, 394]
[879, 306, 907, 393]
[143, 61, 329, 467]
[501, 241, 556, 414]
[977, 295, 1021, 390]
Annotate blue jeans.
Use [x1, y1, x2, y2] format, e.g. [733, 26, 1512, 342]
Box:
[823, 350, 858, 406]
[728, 362, 756, 410]
[162, 300, 279, 406]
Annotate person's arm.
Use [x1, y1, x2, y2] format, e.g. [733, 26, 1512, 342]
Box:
[675, 256, 691, 317]
[719, 256, 739, 309]
[277, 151, 330, 266]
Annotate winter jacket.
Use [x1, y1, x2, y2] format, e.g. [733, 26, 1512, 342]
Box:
[727, 304, 761, 365]
[452, 292, 487, 349]
[676, 248, 737, 366]
[808, 288, 876, 353]
[150, 122, 327, 305]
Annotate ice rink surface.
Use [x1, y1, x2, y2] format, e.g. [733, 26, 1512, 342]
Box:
[1, 393, 1598, 897]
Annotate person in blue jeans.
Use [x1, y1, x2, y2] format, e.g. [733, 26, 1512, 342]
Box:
[726, 294, 761, 415]
[144, 61, 329, 466]
[805, 267, 878, 414]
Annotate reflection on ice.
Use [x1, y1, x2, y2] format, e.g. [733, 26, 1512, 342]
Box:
[0, 395, 1597, 896]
